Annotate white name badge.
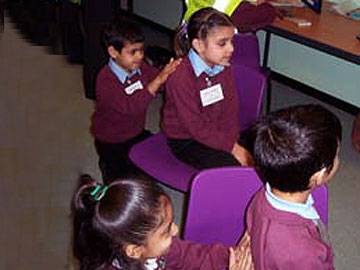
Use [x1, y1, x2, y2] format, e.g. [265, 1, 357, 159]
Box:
[124, 80, 143, 95]
[200, 83, 224, 107]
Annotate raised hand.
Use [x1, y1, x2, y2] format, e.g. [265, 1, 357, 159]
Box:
[229, 232, 254, 270]
[147, 58, 182, 95]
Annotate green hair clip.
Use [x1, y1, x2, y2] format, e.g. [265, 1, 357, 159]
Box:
[90, 184, 109, 201]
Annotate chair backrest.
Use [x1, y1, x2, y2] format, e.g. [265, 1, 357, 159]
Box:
[312, 184, 329, 226]
[129, 132, 199, 192]
[233, 64, 267, 132]
[183, 167, 329, 246]
[183, 167, 263, 246]
[231, 33, 261, 70]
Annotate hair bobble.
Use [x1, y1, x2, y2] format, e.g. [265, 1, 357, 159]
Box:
[179, 22, 189, 39]
[90, 184, 109, 201]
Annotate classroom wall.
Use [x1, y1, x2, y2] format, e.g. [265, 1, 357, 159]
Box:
[132, 0, 183, 29]
[257, 30, 360, 108]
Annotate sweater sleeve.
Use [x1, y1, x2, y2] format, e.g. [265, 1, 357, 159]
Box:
[166, 71, 237, 152]
[164, 237, 229, 270]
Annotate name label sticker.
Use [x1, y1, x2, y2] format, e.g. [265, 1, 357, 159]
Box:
[200, 83, 224, 107]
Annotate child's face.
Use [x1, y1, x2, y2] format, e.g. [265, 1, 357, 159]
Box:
[140, 196, 178, 260]
[195, 26, 235, 67]
[113, 42, 144, 72]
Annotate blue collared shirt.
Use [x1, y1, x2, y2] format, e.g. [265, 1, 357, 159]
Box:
[188, 48, 224, 78]
[108, 58, 141, 84]
[265, 183, 320, 221]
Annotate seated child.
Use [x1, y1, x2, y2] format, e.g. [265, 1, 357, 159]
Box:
[246, 104, 342, 270]
[91, 19, 180, 183]
[162, 7, 253, 169]
[72, 175, 253, 270]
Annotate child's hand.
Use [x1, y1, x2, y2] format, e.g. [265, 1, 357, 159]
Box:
[229, 247, 253, 270]
[231, 143, 254, 167]
[157, 57, 182, 84]
[147, 58, 182, 95]
[229, 234, 253, 270]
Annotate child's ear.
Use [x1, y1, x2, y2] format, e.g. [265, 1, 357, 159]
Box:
[108, 46, 120, 59]
[309, 167, 328, 188]
[124, 244, 144, 259]
[192, 38, 204, 54]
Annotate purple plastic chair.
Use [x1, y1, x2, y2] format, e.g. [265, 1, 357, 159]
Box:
[233, 64, 267, 131]
[130, 132, 198, 191]
[231, 32, 272, 112]
[312, 184, 329, 226]
[183, 167, 329, 246]
[129, 67, 267, 192]
[183, 167, 262, 246]
[231, 33, 261, 71]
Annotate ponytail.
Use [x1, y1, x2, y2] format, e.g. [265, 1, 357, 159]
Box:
[72, 175, 118, 270]
[174, 7, 234, 58]
[174, 23, 190, 58]
[72, 175, 170, 270]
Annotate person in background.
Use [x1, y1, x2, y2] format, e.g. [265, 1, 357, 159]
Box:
[183, 0, 277, 33]
[82, 0, 118, 100]
[246, 104, 341, 270]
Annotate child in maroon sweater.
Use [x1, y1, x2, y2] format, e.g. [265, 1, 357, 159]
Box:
[91, 19, 180, 183]
[246, 104, 341, 269]
[72, 175, 253, 270]
[162, 8, 253, 169]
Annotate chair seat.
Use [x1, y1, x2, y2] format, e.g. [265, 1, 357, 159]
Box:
[129, 132, 199, 192]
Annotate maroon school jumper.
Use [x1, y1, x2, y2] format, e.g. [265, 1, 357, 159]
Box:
[164, 237, 229, 270]
[247, 189, 335, 270]
[91, 62, 158, 143]
[162, 57, 239, 153]
[109, 237, 229, 270]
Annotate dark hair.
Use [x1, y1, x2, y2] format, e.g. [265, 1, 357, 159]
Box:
[72, 175, 170, 270]
[250, 104, 342, 192]
[103, 19, 144, 53]
[174, 7, 234, 57]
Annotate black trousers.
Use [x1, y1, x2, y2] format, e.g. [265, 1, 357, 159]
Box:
[167, 128, 254, 170]
[95, 130, 151, 183]
[167, 139, 240, 170]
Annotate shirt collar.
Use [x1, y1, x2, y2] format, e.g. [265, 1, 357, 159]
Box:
[108, 58, 141, 84]
[144, 257, 166, 270]
[265, 183, 320, 220]
[188, 48, 224, 77]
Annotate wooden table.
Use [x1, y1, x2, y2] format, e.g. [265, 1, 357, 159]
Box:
[263, 2, 360, 66]
[262, 2, 360, 111]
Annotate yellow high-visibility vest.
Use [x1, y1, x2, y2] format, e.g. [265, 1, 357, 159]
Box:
[183, 0, 243, 21]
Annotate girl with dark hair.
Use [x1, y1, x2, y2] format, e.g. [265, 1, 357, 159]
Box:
[162, 7, 253, 169]
[72, 175, 253, 270]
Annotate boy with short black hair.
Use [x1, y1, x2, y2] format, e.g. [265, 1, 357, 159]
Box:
[246, 104, 342, 270]
[91, 19, 180, 183]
